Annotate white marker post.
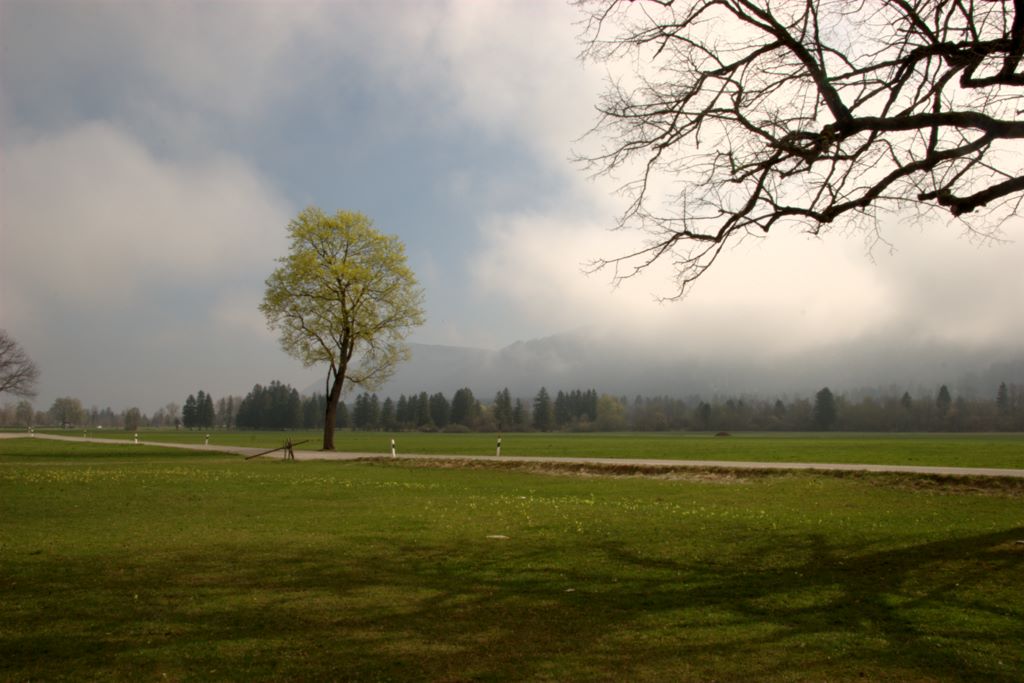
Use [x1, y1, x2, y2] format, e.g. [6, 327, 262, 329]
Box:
[496, 436, 502, 457]
[29, 427, 34, 438]
[390, 438, 396, 458]
[204, 434, 210, 446]
[133, 433, 139, 444]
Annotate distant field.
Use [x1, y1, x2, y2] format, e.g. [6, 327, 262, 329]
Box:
[2, 437, 1023, 681]
[32, 427, 1024, 469]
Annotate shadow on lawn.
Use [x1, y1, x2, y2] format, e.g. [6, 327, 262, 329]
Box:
[600, 528, 1024, 681]
[3, 528, 1023, 681]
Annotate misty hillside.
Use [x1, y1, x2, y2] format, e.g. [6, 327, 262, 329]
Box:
[324, 331, 1024, 402]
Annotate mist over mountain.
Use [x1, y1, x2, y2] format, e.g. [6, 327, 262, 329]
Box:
[327, 330, 1024, 402]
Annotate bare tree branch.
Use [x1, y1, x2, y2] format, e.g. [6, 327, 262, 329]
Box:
[0, 330, 40, 399]
[576, 0, 1024, 297]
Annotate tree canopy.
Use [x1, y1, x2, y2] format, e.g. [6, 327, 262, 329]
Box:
[48, 397, 83, 427]
[260, 207, 425, 450]
[577, 0, 1024, 295]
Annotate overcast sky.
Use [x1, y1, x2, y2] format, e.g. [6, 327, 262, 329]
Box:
[2, 0, 1023, 414]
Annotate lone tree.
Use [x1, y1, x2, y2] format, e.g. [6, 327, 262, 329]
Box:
[577, 0, 1024, 295]
[260, 208, 425, 450]
[0, 330, 39, 398]
[49, 397, 83, 428]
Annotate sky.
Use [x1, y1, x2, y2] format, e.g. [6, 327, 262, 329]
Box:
[2, 0, 1023, 414]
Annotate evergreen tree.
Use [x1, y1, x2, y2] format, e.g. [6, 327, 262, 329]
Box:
[285, 386, 302, 428]
[396, 395, 411, 428]
[381, 397, 397, 430]
[367, 394, 381, 430]
[900, 392, 913, 411]
[936, 385, 953, 414]
[234, 382, 303, 429]
[429, 392, 450, 429]
[512, 398, 527, 429]
[196, 391, 207, 427]
[696, 402, 712, 430]
[353, 393, 371, 429]
[554, 390, 571, 427]
[584, 389, 599, 422]
[533, 387, 553, 431]
[450, 388, 476, 427]
[302, 393, 325, 429]
[334, 401, 349, 429]
[773, 399, 787, 418]
[493, 388, 513, 431]
[416, 391, 432, 428]
[196, 390, 215, 429]
[183, 394, 197, 429]
[997, 382, 1010, 415]
[812, 387, 838, 430]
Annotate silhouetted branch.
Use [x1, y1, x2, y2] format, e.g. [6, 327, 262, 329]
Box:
[576, 0, 1024, 296]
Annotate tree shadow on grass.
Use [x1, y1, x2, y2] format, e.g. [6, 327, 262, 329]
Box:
[593, 528, 1024, 681]
[2, 528, 1022, 681]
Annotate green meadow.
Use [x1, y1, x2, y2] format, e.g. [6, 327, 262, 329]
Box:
[2, 437, 1023, 681]
[36, 428, 1024, 469]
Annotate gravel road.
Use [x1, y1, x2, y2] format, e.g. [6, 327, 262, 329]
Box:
[6, 432, 1024, 479]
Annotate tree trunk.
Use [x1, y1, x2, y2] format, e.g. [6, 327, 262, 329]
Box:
[322, 368, 345, 451]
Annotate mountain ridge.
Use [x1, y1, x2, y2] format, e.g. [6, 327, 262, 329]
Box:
[306, 330, 1024, 401]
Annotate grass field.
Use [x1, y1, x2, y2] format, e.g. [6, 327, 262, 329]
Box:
[33, 427, 1024, 469]
[2, 437, 1023, 681]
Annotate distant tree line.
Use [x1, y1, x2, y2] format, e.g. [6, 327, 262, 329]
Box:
[334, 382, 1024, 433]
[0, 391, 242, 432]
[0, 397, 174, 431]
[5, 381, 1024, 433]
[614, 383, 1024, 433]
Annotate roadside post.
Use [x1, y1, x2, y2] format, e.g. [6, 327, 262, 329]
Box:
[391, 438, 396, 458]
[496, 436, 502, 457]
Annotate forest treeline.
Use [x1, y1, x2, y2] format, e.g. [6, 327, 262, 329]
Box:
[7, 380, 1024, 433]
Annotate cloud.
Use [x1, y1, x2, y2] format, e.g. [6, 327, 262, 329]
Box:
[211, 289, 275, 340]
[867, 222, 1024, 347]
[1, 122, 292, 313]
[471, 207, 1024, 357]
[1, 2, 326, 125]
[433, 2, 601, 157]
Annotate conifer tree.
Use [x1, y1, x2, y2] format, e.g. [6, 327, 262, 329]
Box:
[429, 392, 450, 429]
[493, 388, 513, 431]
[997, 382, 1010, 415]
[533, 387, 554, 431]
[183, 394, 197, 429]
[812, 387, 837, 431]
[450, 388, 476, 427]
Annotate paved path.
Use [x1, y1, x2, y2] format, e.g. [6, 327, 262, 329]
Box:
[6, 432, 1024, 479]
